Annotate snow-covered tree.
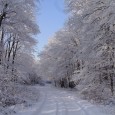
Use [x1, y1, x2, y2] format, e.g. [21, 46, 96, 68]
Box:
[77, 0, 115, 96]
[0, 0, 40, 110]
[39, 28, 80, 87]
[0, 0, 39, 66]
[38, 0, 115, 103]
[64, 0, 115, 98]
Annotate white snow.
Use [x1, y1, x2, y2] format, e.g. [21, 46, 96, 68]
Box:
[14, 85, 113, 115]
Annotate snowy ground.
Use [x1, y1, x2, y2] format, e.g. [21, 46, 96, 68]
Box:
[14, 85, 114, 115]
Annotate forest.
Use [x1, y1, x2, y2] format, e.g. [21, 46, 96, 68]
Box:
[0, 0, 40, 114]
[39, 0, 115, 103]
[0, 0, 115, 115]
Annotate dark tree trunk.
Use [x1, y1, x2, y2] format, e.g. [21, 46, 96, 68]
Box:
[0, 30, 4, 64]
[110, 73, 114, 95]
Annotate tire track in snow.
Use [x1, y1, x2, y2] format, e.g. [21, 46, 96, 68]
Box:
[65, 96, 89, 115]
[60, 92, 89, 115]
[33, 92, 47, 115]
[53, 90, 68, 115]
[63, 100, 69, 115]
[48, 95, 59, 115]
[55, 100, 59, 115]
[73, 100, 89, 115]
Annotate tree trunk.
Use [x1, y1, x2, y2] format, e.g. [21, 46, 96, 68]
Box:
[0, 30, 4, 64]
[0, 4, 8, 27]
[12, 40, 19, 76]
[110, 73, 114, 95]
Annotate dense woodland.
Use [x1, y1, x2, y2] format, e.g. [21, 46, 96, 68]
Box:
[39, 0, 115, 103]
[0, 0, 40, 113]
[0, 0, 115, 114]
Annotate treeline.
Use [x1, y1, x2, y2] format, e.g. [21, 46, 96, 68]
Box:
[39, 0, 115, 103]
[0, 0, 40, 113]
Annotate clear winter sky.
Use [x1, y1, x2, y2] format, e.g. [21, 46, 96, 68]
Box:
[36, 0, 67, 52]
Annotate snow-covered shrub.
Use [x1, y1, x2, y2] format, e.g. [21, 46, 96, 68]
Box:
[20, 72, 41, 85]
[73, 68, 115, 104]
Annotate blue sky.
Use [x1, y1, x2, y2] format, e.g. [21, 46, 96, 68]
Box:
[36, 0, 67, 52]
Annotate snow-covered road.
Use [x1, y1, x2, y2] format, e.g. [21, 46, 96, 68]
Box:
[16, 85, 112, 115]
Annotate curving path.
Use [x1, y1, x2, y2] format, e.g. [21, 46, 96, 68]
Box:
[16, 85, 112, 115]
